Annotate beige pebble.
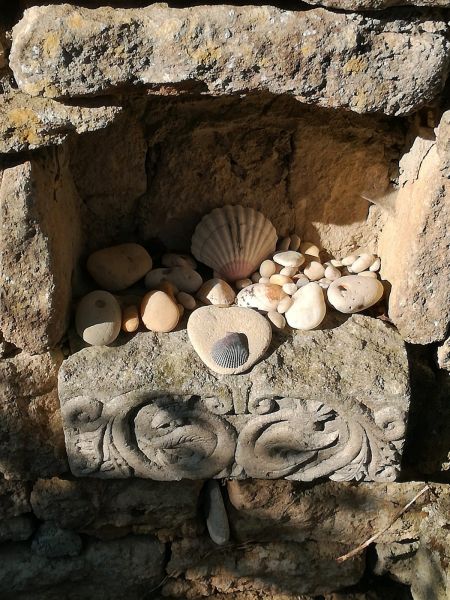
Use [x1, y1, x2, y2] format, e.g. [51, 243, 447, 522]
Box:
[145, 266, 202, 294]
[87, 243, 152, 291]
[351, 253, 376, 273]
[196, 278, 236, 307]
[280, 266, 297, 277]
[300, 241, 320, 258]
[273, 251, 305, 268]
[327, 275, 384, 314]
[277, 296, 294, 313]
[141, 290, 180, 332]
[318, 278, 332, 289]
[235, 278, 252, 290]
[294, 273, 310, 287]
[330, 259, 343, 267]
[251, 272, 261, 283]
[267, 311, 286, 330]
[324, 265, 341, 281]
[237, 283, 287, 312]
[162, 253, 197, 269]
[303, 261, 325, 281]
[342, 254, 358, 266]
[282, 282, 298, 295]
[259, 259, 277, 278]
[76, 291, 122, 346]
[270, 274, 293, 286]
[121, 305, 140, 333]
[176, 291, 197, 310]
[286, 282, 326, 330]
[289, 234, 301, 251]
[259, 276, 270, 284]
[358, 271, 378, 278]
[369, 257, 381, 272]
[277, 236, 291, 251]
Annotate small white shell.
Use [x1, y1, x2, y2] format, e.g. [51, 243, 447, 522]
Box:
[191, 205, 277, 281]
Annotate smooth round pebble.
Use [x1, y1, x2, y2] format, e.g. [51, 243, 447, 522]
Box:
[237, 283, 287, 312]
[141, 290, 180, 332]
[277, 236, 291, 251]
[196, 278, 236, 307]
[324, 265, 341, 281]
[294, 273, 310, 287]
[280, 266, 297, 277]
[87, 243, 152, 291]
[121, 305, 140, 333]
[327, 275, 384, 314]
[259, 277, 270, 284]
[162, 253, 197, 269]
[330, 259, 343, 267]
[277, 296, 294, 313]
[270, 274, 293, 286]
[251, 271, 261, 283]
[76, 291, 122, 346]
[342, 254, 357, 266]
[145, 266, 203, 294]
[369, 257, 381, 272]
[289, 234, 301, 251]
[235, 278, 252, 290]
[273, 251, 305, 268]
[285, 282, 326, 330]
[358, 271, 378, 278]
[268, 311, 286, 330]
[318, 278, 332, 289]
[300, 242, 320, 258]
[303, 261, 325, 281]
[177, 291, 197, 310]
[259, 259, 277, 278]
[282, 283, 298, 295]
[351, 253, 376, 273]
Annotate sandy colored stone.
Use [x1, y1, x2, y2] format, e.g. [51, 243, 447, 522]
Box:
[9, 4, 450, 116]
[176, 292, 197, 310]
[437, 338, 450, 371]
[286, 282, 326, 330]
[87, 243, 152, 291]
[351, 253, 377, 273]
[302, 0, 450, 8]
[145, 266, 202, 294]
[303, 261, 325, 281]
[324, 265, 341, 280]
[235, 278, 252, 290]
[300, 242, 320, 258]
[76, 291, 122, 346]
[259, 260, 277, 278]
[196, 278, 236, 307]
[268, 311, 286, 330]
[187, 306, 272, 375]
[270, 274, 293, 286]
[121, 305, 140, 333]
[237, 283, 287, 312]
[273, 251, 304, 268]
[328, 275, 384, 314]
[141, 290, 179, 333]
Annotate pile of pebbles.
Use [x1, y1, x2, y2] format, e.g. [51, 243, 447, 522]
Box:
[75, 235, 384, 348]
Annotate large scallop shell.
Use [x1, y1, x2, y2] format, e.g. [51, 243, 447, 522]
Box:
[191, 205, 278, 281]
[211, 332, 249, 369]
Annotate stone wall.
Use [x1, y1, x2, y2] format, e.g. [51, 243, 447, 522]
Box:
[0, 1, 449, 599]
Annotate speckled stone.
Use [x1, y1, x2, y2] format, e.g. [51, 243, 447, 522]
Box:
[327, 275, 384, 314]
[75, 291, 122, 346]
[87, 243, 152, 291]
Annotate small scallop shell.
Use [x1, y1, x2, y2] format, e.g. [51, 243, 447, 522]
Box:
[191, 205, 278, 281]
[211, 332, 249, 369]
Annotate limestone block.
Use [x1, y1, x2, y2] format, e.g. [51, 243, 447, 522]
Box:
[59, 315, 410, 483]
[379, 139, 450, 344]
[164, 537, 364, 597]
[0, 350, 67, 480]
[0, 146, 81, 353]
[10, 4, 450, 116]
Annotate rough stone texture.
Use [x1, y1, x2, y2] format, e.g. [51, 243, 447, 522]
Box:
[59, 315, 410, 483]
[0, 535, 165, 599]
[0, 516, 34, 543]
[0, 479, 30, 518]
[164, 537, 365, 597]
[437, 337, 450, 371]
[0, 350, 67, 480]
[379, 126, 450, 344]
[10, 4, 450, 116]
[437, 110, 450, 177]
[31, 522, 82, 558]
[0, 146, 81, 353]
[301, 0, 450, 8]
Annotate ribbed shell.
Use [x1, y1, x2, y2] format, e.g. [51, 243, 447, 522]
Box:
[211, 332, 249, 369]
[191, 205, 278, 281]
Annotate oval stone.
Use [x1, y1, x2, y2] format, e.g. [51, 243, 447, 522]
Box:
[236, 283, 287, 312]
[273, 251, 305, 268]
[87, 243, 152, 291]
[286, 282, 326, 330]
[141, 290, 180, 332]
[327, 275, 384, 314]
[76, 290, 121, 345]
[145, 266, 203, 293]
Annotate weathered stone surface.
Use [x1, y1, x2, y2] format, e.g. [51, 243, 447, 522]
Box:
[437, 337, 450, 371]
[0, 90, 122, 153]
[379, 130, 450, 344]
[0, 147, 81, 352]
[164, 537, 365, 597]
[0, 480, 30, 518]
[0, 350, 67, 479]
[10, 4, 450, 116]
[0, 535, 165, 598]
[59, 315, 410, 482]
[301, 0, 450, 8]
[0, 517, 34, 543]
[437, 110, 450, 177]
[31, 522, 82, 558]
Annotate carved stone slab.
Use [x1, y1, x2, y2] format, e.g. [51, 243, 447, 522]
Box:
[58, 315, 410, 482]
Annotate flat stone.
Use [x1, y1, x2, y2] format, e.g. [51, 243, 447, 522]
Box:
[187, 306, 272, 375]
[273, 251, 305, 268]
[87, 243, 152, 291]
[9, 4, 450, 116]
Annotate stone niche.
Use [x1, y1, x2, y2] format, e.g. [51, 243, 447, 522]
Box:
[1, 3, 449, 486]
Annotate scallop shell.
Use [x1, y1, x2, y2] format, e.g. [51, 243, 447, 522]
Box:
[191, 205, 278, 281]
[211, 332, 249, 369]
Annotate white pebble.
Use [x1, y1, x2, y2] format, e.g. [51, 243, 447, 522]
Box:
[324, 265, 341, 281]
[286, 283, 326, 330]
[235, 278, 252, 290]
[277, 236, 291, 251]
[277, 296, 294, 313]
[280, 266, 298, 277]
[351, 253, 376, 273]
[251, 272, 261, 283]
[303, 261, 325, 281]
[330, 259, 343, 267]
[267, 311, 286, 330]
[282, 283, 298, 295]
[342, 254, 357, 266]
[294, 274, 310, 288]
[176, 292, 197, 310]
[358, 271, 377, 278]
[259, 277, 270, 284]
[289, 234, 301, 251]
[273, 251, 305, 268]
[318, 278, 332, 289]
[260, 259, 277, 278]
[300, 242, 320, 258]
[369, 257, 381, 272]
[327, 275, 384, 314]
[270, 274, 293, 286]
